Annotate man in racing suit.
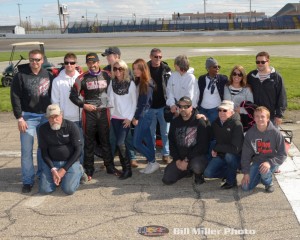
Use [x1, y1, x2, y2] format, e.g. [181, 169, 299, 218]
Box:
[69, 52, 120, 180]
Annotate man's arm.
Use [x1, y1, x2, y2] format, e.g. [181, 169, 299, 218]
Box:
[10, 73, 23, 119]
[69, 75, 85, 108]
[168, 122, 181, 161]
[274, 73, 287, 121]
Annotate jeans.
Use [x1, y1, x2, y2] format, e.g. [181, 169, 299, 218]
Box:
[74, 121, 84, 165]
[39, 160, 83, 195]
[111, 118, 130, 157]
[149, 107, 170, 156]
[110, 123, 136, 160]
[204, 153, 240, 185]
[199, 106, 219, 125]
[20, 112, 48, 185]
[133, 111, 155, 163]
[241, 162, 277, 191]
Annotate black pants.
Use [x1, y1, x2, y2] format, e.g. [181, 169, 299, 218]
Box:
[162, 155, 208, 185]
[82, 109, 113, 176]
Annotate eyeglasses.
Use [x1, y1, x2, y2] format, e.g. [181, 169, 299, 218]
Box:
[64, 61, 76, 65]
[212, 65, 221, 69]
[177, 104, 191, 109]
[153, 56, 162, 59]
[113, 67, 124, 72]
[232, 72, 243, 77]
[218, 109, 228, 113]
[256, 60, 268, 64]
[29, 58, 41, 62]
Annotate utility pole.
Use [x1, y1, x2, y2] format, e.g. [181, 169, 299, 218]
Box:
[57, 0, 62, 33]
[204, 0, 207, 28]
[250, 0, 252, 22]
[17, 3, 22, 26]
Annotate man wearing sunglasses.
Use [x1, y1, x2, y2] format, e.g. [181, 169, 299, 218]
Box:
[162, 96, 209, 185]
[11, 49, 53, 193]
[147, 48, 172, 164]
[247, 51, 287, 126]
[70, 53, 120, 181]
[204, 100, 244, 189]
[51, 53, 84, 165]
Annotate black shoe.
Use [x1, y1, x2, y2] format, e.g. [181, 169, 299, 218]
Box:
[221, 181, 237, 189]
[119, 170, 132, 180]
[22, 184, 32, 193]
[265, 185, 274, 193]
[106, 165, 122, 176]
[194, 174, 205, 185]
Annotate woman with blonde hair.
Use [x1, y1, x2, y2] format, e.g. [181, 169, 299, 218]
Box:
[108, 60, 137, 179]
[132, 59, 160, 174]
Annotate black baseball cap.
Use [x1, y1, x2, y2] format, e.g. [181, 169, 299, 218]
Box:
[101, 47, 121, 57]
[86, 52, 99, 63]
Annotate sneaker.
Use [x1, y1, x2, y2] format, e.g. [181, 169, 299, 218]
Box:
[162, 156, 170, 164]
[22, 184, 32, 193]
[80, 173, 88, 184]
[265, 184, 274, 193]
[143, 162, 160, 174]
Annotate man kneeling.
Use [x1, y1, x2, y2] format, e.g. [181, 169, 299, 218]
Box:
[162, 96, 209, 185]
[39, 104, 84, 195]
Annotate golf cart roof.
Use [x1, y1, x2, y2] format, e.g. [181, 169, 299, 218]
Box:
[11, 42, 44, 46]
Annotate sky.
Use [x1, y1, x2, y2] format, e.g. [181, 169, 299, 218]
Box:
[0, 0, 295, 26]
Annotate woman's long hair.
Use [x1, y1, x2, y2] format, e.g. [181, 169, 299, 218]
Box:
[132, 58, 151, 95]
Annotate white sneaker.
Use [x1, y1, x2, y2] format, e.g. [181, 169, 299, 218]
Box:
[143, 162, 160, 174]
[139, 167, 146, 173]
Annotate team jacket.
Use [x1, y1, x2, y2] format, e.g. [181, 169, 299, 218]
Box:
[10, 63, 53, 119]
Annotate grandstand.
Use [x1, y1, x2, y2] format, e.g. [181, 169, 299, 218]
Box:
[67, 3, 300, 33]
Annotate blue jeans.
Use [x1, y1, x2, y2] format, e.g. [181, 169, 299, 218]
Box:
[74, 121, 84, 164]
[149, 107, 170, 156]
[242, 162, 277, 191]
[110, 123, 136, 160]
[199, 106, 219, 125]
[20, 112, 47, 185]
[204, 153, 240, 185]
[39, 160, 83, 195]
[133, 111, 155, 163]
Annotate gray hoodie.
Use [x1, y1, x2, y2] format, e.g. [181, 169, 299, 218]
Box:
[241, 121, 287, 174]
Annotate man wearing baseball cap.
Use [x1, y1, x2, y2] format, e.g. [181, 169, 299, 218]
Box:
[39, 104, 85, 195]
[162, 96, 209, 185]
[70, 53, 121, 180]
[204, 100, 244, 189]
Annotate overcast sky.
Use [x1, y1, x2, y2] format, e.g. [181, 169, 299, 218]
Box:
[0, 0, 294, 26]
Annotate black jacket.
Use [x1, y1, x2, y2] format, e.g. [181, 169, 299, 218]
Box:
[10, 63, 53, 119]
[247, 69, 287, 119]
[212, 113, 244, 156]
[168, 109, 210, 161]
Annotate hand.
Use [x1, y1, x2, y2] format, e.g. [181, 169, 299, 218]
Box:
[52, 169, 61, 186]
[176, 159, 188, 171]
[122, 119, 131, 128]
[211, 150, 217, 158]
[235, 107, 241, 113]
[241, 174, 250, 187]
[196, 114, 207, 121]
[83, 103, 97, 112]
[259, 161, 271, 174]
[57, 168, 66, 179]
[132, 118, 138, 126]
[18, 119, 28, 133]
[274, 117, 283, 126]
[170, 105, 178, 114]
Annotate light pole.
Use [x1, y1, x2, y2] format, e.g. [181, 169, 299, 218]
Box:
[250, 0, 252, 22]
[57, 0, 62, 33]
[17, 3, 22, 26]
[204, 0, 207, 29]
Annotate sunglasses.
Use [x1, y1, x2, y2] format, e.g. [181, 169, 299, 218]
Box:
[113, 67, 124, 72]
[256, 60, 268, 64]
[212, 65, 221, 69]
[64, 61, 76, 65]
[232, 72, 243, 77]
[29, 58, 41, 62]
[153, 56, 162, 59]
[177, 104, 191, 109]
[218, 109, 228, 112]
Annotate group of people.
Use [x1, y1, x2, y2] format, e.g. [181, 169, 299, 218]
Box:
[10, 47, 287, 195]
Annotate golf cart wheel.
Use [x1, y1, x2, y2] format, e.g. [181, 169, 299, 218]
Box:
[1, 76, 13, 87]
